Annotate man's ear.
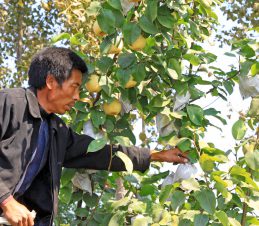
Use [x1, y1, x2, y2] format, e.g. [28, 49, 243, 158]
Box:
[45, 75, 57, 90]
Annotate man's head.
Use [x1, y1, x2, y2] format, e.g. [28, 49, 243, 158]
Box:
[28, 47, 87, 89]
[29, 47, 88, 114]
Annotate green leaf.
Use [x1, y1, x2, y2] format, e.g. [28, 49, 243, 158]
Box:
[251, 62, 259, 76]
[75, 207, 88, 218]
[215, 211, 229, 226]
[157, 5, 174, 28]
[183, 54, 201, 66]
[116, 151, 133, 173]
[232, 119, 247, 140]
[87, 137, 107, 153]
[171, 190, 185, 211]
[116, 68, 131, 87]
[187, 105, 204, 126]
[70, 33, 87, 45]
[142, 171, 169, 184]
[83, 193, 98, 207]
[139, 15, 159, 34]
[224, 52, 236, 57]
[194, 214, 209, 226]
[97, 9, 116, 34]
[128, 200, 146, 214]
[59, 184, 72, 204]
[118, 53, 137, 69]
[111, 197, 130, 209]
[108, 211, 124, 226]
[245, 150, 259, 171]
[201, 53, 217, 64]
[239, 44, 256, 58]
[133, 64, 146, 83]
[223, 80, 233, 95]
[168, 58, 181, 77]
[97, 56, 114, 73]
[146, 0, 157, 22]
[194, 189, 216, 215]
[159, 185, 172, 204]
[114, 136, 132, 147]
[122, 22, 141, 45]
[61, 168, 76, 186]
[179, 219, 192, 226]
[91, 110, 106, 128]
[107, 0, 122, 10]
[139, 184, 156, 196]
[51, 33, 70, 43]
[177, 139, 192, 152]
[240, 60, 254, 77]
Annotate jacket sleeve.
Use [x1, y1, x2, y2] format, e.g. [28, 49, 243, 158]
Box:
[63, 128, 151, 173]
[0, 92, 14, 203]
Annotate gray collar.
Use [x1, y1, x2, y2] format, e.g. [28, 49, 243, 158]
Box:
[25, 88, 41, 119]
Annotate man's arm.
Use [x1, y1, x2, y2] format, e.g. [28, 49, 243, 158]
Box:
[63, 127, 188, 171]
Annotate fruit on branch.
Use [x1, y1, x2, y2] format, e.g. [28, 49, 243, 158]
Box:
[85, 74, 101, 93]
[125, 76, 137, 88]
[129, 35, 146, 51]
[103, 99, 122, 115]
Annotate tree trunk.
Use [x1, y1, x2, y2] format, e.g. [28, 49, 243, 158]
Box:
[16, 2, 24, 86]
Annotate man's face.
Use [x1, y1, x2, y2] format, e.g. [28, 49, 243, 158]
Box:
[47, 69, 82, 114]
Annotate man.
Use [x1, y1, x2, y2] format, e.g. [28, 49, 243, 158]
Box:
[0, 47, 188, 226]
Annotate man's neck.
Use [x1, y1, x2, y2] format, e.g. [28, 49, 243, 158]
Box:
[37, 88, 52, 114]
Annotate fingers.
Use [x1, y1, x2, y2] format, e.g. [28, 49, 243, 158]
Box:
[174, 154, 188, 163]
[171, 148, 189, 163]
[28, 213, 34, 226]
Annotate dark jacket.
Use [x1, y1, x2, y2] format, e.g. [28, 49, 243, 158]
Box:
[0, 88, 150, 224]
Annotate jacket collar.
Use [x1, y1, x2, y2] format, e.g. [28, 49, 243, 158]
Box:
[25, 88, 59, 132]
[25, 88, 41, 119]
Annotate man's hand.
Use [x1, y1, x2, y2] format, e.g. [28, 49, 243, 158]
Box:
[150, 148, 189, 164]
[1, 197, 35, 226]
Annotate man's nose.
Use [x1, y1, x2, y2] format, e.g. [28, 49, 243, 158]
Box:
[73, 90, 80, 101]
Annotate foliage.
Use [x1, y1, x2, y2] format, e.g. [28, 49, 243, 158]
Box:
[52, 0, 259, 225]
[218, 0, 259, 45]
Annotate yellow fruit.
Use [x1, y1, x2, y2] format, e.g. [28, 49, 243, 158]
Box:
[85, 74, 101, 93]
[103, 99, 122, 116]
[93, 21, 105, 36]
[125, 76, 137, 88]
[108, 40, 123, 54]
[129, 35, 146, 51]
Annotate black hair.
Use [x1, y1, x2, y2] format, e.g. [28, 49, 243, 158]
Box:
[28, 47, 88, 89]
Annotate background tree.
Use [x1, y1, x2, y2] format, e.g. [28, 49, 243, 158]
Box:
[0, 0, 62, 88]
[217, 0, 259, 45]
